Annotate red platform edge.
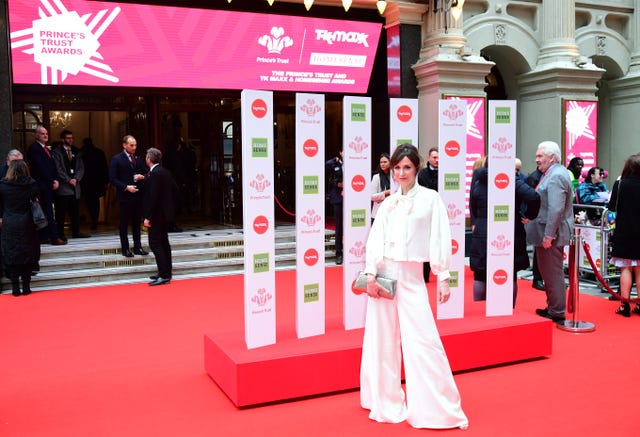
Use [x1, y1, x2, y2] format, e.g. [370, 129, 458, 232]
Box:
[204, 310, 553, 407]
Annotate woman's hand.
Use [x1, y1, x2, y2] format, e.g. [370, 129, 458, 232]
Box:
[437, 279, 451, 304]
[366, 274, 380, 298]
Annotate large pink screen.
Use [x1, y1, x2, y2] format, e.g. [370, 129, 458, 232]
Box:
[9, 0, 382, 93]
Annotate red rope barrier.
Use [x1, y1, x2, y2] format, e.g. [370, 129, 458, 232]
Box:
[274, 195, 296, 217]
[581, 240, 640, 303]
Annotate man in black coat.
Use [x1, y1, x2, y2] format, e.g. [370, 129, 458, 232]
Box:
[109, 135, 148, 257]
[80, 137, 109, 230]
[26, 125, 66, 245]
[143, 148, 174, 286]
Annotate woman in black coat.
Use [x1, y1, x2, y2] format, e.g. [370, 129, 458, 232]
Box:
[0, 160, 41, 296]
[469, 160, 540, 306]
[609, 154, 640, 317]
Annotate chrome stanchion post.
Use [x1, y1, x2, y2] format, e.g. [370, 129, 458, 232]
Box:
[558, 227, 596, 332]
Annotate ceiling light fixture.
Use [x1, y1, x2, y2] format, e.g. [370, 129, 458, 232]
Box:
[376, 1, 387, 15]
[304, 0, 314, 11]
[342, 0, 352, 12]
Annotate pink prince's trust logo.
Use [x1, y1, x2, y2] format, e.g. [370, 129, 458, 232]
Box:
[451, 239, 459, 255]
[349, 241, 366, 258]
[258, 26, 294, 54]
[491, 137, 513, 154]
[10, 0, 121, 85]
[491, 235, 512, 251]
[300, 99, 322, 117]
[250, 174, 271, 193]
[443, 103, 464, 121]
[447, 203, 463, 221]
[301, 209, 321, 227]
[251, 288, 273, 307]
[396, 105, 412, 122]
[348, 136, 369, 154]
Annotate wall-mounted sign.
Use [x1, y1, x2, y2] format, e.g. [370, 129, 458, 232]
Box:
[9, 0, 382, 93]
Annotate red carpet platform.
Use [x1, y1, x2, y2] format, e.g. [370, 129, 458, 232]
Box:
[205, 297, 552, 407]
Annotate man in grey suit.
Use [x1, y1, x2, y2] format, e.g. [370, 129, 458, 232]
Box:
[525, 141, 574, 322]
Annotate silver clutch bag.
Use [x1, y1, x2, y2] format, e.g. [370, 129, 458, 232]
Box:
[351, 271, 396, 299]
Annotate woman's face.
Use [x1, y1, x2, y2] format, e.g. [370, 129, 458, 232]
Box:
[591, 169, 603, 184]
[393, 156, 417, 192]
[379, 156, 390, 173]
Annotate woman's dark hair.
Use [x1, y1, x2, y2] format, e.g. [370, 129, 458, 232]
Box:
[5, 159, 30, 181]
[390, 143, 422, 170]
[621, 154, 640, 178]
[586, 166, 603, 182]
[377, 153, 390, 173]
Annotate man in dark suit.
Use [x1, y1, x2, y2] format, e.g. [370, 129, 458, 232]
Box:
[52, 129, 90, 240]
[109, 135, 148, 257]
[143, 148, 174, 286]
[525, 141, 575, 323]
[26, 125, 66, 245]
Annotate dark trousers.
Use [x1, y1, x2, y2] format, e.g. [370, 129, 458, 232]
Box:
[536, 245, 566, 316]
[85, 194, 101, 227]
[54, 195, 80, 238]
[119, 200, 142, 251]
[532, 247, 542, 282]
[149, 223, 172, 279]
[332, 202, 343, 256]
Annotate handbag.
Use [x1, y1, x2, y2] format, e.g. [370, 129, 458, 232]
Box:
[31, 197, 48, 230]
[351, 271, 396, 299]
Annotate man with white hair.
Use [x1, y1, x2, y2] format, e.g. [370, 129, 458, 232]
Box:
[525, 141, 574, 322]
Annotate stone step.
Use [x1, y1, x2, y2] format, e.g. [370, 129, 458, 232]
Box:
[1, 225, 337, 292]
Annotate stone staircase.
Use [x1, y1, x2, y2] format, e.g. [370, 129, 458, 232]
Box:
[0, 224, 337, 293]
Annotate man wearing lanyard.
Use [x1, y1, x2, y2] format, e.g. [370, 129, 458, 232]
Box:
[525, 141, 574, 323]
[52, 130, 90, 240]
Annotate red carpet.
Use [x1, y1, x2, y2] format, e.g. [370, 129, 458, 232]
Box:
[1, 267, 638, 436]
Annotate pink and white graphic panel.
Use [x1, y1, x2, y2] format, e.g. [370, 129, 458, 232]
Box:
[295, 93, 326, 339]
[9, 0, 381, 93]
[241, 90, 276, 349]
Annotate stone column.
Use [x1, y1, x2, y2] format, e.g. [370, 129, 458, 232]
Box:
[412, 1, 493, 154]
[628, 0, 640, 74]
[537, 0, 580, 66]
[517, 1, 603, 170]
[0, 0, 13, 158]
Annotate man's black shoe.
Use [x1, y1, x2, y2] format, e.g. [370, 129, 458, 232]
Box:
[133, 248, 148, 256]
[149, 277, 170, 286]
[536, 308, 565, 323]
[532, 280, 545, 290]
[336, 255, 343, 265]
[122, 249, 134, 258]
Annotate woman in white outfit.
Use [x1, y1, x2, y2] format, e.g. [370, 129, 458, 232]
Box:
[371, 152, 391, 221]
[360, 144, 468, 430]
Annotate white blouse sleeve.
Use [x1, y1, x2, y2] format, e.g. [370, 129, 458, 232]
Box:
[371, 173, 385, 203]
[364, 201, 386, 276]
[428, 194, 452, 281]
